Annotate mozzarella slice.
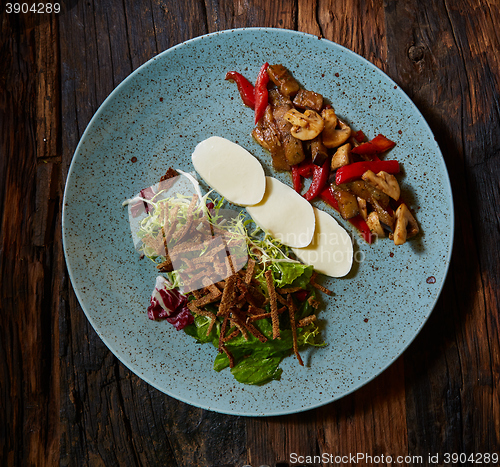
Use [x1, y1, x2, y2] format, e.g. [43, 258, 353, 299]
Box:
[292, 207, 353, 277]
[191, 136, 266, 206]
[246, 176, 315, 248]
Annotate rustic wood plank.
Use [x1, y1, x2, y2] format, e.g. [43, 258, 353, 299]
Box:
[57, 2, 247, 466]
[2, 0, 500, 465]
[0, 10, 61, 467]
[384, 0, 500, 460]
[316, 0, 387, 69]
[205, 0, 297, 30]
[247, 413, 320, 466]
[236, 2, 324, 465]
[318, 358, 408, 467]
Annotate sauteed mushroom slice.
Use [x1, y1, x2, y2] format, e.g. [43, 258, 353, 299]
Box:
[393, 204, 419, 245]
[331, 142, 351, 170]
[361, 170, 401, 201]
[366, 211, 385, 238]
[283, 108, 324, 141]
[322, 109, 352, 148]
[357, 197, 368, 220]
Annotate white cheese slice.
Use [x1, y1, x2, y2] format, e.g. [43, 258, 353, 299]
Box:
[246, 176, 315, 248]
[191, 136, 266, 206]
[292, 207, 353, 277]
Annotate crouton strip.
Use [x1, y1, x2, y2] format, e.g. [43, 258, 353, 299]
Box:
[206, 316, 217, 336]
[217, 274, 236, 316]
[297, 314, 316, 328]
[230, 314, 249, 340]
[247, 311, 271, 322]
[225, 252, 236, 276]
[221, 345, 235, 368]
[310, 272, 333, 295]
[277, 286, 303, 294]
[243, 320, 268, 343]
[222, 327, 241, 342]
[163, 204, 179, 240]
[191, 292, 221, 308]
[244, 258, 256, 284]
[172, 194, 198, 242]
[287, 294, 304, 366]
[218, 314, 230, 351]
[265, 270, 280, 339]
[187, 304, 216, 336]
[247, 304, 267, 315]
[307, 295, 320, 309]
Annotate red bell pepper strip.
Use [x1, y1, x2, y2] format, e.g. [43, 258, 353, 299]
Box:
[319, 186, 374, 244]
[303, 159, 330, 201]
[351, 134, 396, 157]
[295, 159, 315, 177]
[291, 165, 303, 192]
[335, 160, 400, 185]
[225, 71, 255, 109]
[254, 62, 269, 123]
[353, 130, 366, 143]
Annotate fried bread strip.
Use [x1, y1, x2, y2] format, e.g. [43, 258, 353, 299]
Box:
[297, 314, 316, 328]
[265, 270, 280, 339]
[217, 275, 236, 316]
[287, 294, 304, 366]
[310, 272, 333, 295]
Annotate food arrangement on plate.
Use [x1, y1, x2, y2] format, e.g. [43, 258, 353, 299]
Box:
[123, 63, 421, 385]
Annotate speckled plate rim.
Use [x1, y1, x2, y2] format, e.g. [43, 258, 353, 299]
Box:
[62, 28, 454, 417]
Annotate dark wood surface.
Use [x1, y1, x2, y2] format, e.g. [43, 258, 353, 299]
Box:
[1, 1, 499, 466]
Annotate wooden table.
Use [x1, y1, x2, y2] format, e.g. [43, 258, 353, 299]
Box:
[2, 1, 499, 466]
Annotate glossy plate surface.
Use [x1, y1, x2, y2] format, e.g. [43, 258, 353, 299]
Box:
[62, 28, 454, 416]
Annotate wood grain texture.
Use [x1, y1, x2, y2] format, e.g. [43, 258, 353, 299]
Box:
[1, 0, 499, 466]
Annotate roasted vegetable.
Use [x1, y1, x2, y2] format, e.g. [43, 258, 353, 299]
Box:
[330, 143, 351, 170]
[269, 90, 305, 166]
[366, 211, 385, 238]
[284, 108, 324, 141]
[225, 71, 255, 108]
[267, 64, 300, 97]
[361, 170, 401, 200]
[254, 62, 270, 123]
[392, 204, 419, 245]
[331, 185, 360, 220]
[322, 110, 352, 148]
[252, 106, 290, 171]
[351, 133, 396, 158]
[293, 88, 324, 112]
[335, 160, 400, 185]
[310, 136, 329, 166]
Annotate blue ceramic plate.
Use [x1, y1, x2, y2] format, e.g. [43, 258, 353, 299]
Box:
[62, 28, 453, 416]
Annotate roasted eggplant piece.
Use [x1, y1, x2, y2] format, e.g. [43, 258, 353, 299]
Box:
[269, 89, 305, 166]
[310, 136, 329, 166]
[293, 88, 324, 112]
[252, 105, 290, 171]
[342, 180, 391, 207]
[267, 64, 300, 97]
[331, 184, 360, 220]
[339, 179, 394, 228]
